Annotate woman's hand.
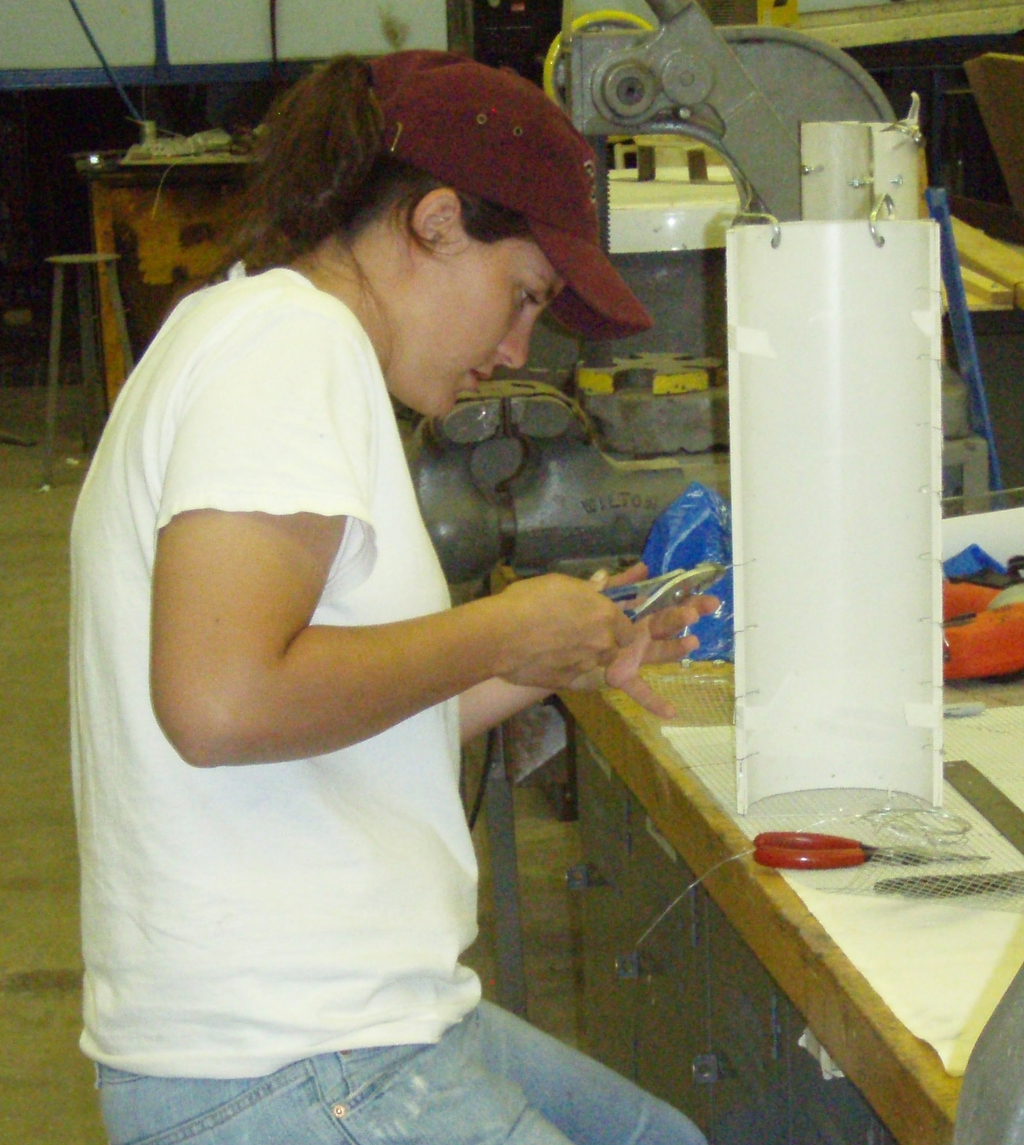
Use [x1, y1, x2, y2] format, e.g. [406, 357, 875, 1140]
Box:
[458, 563, 719, 739]
[486, 572, 638, 689]
[568, 563, 721, 718]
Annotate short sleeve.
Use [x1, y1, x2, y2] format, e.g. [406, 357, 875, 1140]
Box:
[157, 302, 384, 591]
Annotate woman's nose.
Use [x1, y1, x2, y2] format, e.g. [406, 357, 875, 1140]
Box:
[495, 313, 535, 370]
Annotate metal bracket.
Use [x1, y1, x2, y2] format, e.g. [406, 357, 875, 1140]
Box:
[868, 192, 896, 247]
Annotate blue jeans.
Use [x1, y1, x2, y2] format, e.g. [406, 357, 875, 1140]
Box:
[96, 1001, 707, 1145]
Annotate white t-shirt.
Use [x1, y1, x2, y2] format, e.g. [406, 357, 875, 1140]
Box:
[70, 268, 481, 1079]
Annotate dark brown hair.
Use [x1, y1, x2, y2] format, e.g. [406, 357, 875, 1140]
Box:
[230, 56, 531, 272]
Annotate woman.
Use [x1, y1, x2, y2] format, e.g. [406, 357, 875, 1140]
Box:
[71, 51, 715, 1145]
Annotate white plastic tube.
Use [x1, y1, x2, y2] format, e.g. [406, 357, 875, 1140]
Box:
[800, 121, 922, 223]
[870, 123, 923, 221]
[727, 220, 943, 813]
[800, 122, 873, 221]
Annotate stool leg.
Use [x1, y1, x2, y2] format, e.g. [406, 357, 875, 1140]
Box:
[107, 262, 134, 375]
[41, 265, 65, 490]
[76, 263, 103, 451]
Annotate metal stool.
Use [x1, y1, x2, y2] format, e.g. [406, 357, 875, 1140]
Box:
[40, 253, 132, 490]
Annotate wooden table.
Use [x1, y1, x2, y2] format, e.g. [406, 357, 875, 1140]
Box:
[84, 158, 248, 409]
[561, 662, 962, 1145]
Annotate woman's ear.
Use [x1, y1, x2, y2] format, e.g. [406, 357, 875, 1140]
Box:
[410, 187, 467, 249]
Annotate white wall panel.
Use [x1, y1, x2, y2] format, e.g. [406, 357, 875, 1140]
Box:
[0, 0, 446, 73]
[165, 0, 271, 64]
[0, 0, 154, 70]
[279, 0, 447, 58]
[166, 0, 447, 65]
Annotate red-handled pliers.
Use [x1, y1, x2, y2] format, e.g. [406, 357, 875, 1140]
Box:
[752, 831, 977, 870]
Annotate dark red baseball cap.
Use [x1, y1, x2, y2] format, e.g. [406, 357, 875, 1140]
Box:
[370, 51, 652, 341]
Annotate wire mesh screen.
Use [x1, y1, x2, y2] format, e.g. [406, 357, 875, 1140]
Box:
[655, 679, 1024, 910]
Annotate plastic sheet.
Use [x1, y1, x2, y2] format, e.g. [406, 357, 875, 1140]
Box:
[641, 482, 734, 661]
[944, 544, 1007, 581]
[726, 219, 943, 812]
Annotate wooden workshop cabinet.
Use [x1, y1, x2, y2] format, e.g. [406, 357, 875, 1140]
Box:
[630, 806, 708, 1121]
[572, 730, 896, 1145]
[574, 736, 635, 1080]
[85, 161, 247, 409]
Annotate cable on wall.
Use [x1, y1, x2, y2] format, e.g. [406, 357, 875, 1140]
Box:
[65, 0, 144, 123]
[270, 0, 280, 81]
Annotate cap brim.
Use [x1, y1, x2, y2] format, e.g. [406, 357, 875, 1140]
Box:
[530, 219, 653, 341]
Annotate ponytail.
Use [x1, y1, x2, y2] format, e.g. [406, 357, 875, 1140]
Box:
[230, 57, 385, 270]
[228, 54, 532, 274]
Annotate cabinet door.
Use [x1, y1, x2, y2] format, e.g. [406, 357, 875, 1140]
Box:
[702, 891, 792, 1143]
[778, 987, 896, 1145]
[629, 809, 711, 1129]
[575, 734, 636, 1079]
[573, 727, 894, 1145]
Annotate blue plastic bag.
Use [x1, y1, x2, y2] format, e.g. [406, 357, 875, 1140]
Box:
[641, 482, 733, 661]
[943, 544, 1006, 580]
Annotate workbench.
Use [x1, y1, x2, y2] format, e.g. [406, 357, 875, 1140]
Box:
[559, 665, 1024, 1145]
[82, 157, 247, 407]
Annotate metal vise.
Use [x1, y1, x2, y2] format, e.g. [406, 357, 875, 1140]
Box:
[405, 378, 728, 583]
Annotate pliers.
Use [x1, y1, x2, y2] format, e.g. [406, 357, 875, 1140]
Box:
[603, 563, 727, 621]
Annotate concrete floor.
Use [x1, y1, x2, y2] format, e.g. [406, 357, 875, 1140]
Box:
[0, 384, 584, 1143]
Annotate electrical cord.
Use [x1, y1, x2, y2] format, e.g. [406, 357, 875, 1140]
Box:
[632, 850, 752, 952]
[66, 0, 143, 123]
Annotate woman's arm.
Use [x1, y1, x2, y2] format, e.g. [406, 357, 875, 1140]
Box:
[459, 679, 552, 744]
[150, 508, 643, 766]
[457, 603, 719, 742]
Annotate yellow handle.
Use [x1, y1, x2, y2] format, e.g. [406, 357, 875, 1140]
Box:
[543, 9, 654, 107]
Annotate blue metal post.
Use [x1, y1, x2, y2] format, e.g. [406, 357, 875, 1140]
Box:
[925, 185, 1003, 491]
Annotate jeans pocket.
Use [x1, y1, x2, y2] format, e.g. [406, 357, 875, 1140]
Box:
[331, 1020, 533, 1145]
[99, 1062, 313, 1145]
[334, 1042, 432, 1111]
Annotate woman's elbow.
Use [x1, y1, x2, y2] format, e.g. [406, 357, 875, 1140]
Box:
[151, 679, 260, 767]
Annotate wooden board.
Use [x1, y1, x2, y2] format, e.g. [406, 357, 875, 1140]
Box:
[88, 182, 132, 412]
[951, 215, 1024, 310]
[87, 165, 246, 407]
[798, 0, 1024, 49]
[960, 266, 1014, 308]
[964, 54, 1024, 218]
[562, 663, 960, 1145]
[948, 194, 1024, 247]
